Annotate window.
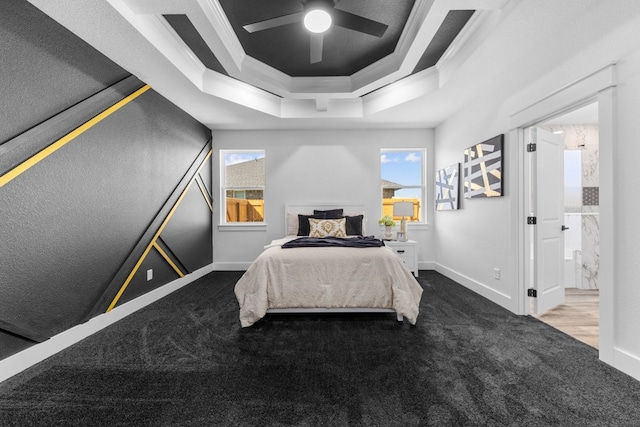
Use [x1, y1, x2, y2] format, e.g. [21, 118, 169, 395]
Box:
[221, 150, 265, 223]
[380, 149, 426, 223]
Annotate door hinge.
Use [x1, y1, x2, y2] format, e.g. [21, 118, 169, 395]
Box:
[527, 288, 537, 298]
[527, 143, 537, 152]
[527, 216, 537, 225]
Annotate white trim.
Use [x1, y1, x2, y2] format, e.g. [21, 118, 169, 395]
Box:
[436, 6, 510, 87]
[418, 261, 436, 270]
[217, 223, 267, 232]
[510, 63, 616, 130]
[510, 64, 633, 378]
[513, 127, 527, 315]
[597, 87, 616, 365]
[0, 264, 213, 384]
[434, 262, 515, 310]
[613, 346, 640, 381]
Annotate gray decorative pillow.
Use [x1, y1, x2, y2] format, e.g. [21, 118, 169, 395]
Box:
[313, 209, 344, 219]
[344, 215, 364, 236]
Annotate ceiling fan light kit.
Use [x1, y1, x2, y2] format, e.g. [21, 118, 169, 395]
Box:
[304, 9, 332, 33]
[242, 0, 388, 64]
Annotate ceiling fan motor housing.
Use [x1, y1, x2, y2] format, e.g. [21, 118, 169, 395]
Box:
[304, 0, 334, 13]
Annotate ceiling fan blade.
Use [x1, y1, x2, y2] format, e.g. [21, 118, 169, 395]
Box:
[243, 12, 304, 33]
[310, 33, 324, 64]
[332, 9, 388, 38]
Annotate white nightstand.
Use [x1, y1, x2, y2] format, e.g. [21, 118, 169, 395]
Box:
[385, 240, 418, 277]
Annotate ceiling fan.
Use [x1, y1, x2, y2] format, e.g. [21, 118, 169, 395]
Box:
[242, 0, 388, 64]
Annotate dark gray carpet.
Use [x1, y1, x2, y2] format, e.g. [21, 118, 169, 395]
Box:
[1, 270, 639, 426]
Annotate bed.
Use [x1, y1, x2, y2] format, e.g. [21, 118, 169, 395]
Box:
[234, 204, 423, 327]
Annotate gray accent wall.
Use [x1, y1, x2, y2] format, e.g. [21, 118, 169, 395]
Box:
[0, 0, 130, 144]
[0, 0, 213, 360]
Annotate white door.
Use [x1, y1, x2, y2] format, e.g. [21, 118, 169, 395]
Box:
[532, 127, 565, 314]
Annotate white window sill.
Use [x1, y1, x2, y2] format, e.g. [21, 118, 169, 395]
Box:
[218, 223, 267, 232]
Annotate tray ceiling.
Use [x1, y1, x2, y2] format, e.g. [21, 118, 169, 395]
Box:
[26, 0, 512, 127]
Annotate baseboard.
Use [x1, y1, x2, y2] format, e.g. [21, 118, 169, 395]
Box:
[433, 263, 516, 313]
[213, 261, 252, 271]
[418, 261, 436, 271]
[0, 264, 213, 384]
[610, 346, 640, 382]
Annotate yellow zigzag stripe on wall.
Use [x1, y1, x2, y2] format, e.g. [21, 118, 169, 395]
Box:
[106, 149, 213, 312]
[153, 242, 185, 278]
[196, 177, 214, 212]
[0, 85, 151, 188]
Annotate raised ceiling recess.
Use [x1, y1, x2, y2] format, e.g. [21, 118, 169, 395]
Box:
[105, 0, 510, 118]
[227, 0, 407, 75]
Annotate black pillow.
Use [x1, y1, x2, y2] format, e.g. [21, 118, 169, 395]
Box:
[297, 214, 315, 236]
[344, 215, 364, 236]
[313, 208, 344, 219]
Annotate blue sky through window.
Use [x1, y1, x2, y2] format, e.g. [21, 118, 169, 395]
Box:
[225, 151, 265, 166]
[381, 150, 423, 198]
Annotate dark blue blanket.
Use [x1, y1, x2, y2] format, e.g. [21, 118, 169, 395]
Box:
[281, 236, 385, 249]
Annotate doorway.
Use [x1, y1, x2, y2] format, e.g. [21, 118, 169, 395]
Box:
[511, 63, 615, 362]
[527, 102, 601, 348]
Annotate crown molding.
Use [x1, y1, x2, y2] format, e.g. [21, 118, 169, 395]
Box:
[436, 5, 511, 87]
[106, 0, 206, 89]
[281, 98, 363, 118]
[195, 0, 245, 72]
[202, 69, 281, 117]
[363, 67, 440, 116]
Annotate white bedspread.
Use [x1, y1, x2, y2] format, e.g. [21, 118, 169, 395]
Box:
[234, 237, 423, 327]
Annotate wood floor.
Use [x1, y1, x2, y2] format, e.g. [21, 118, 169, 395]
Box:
[534, 288, 600, 349]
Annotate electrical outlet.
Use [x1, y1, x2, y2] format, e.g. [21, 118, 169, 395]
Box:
[493, 268, 500, 280]
[147, 269, 153, 281]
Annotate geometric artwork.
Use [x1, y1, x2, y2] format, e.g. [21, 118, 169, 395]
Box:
[435, 163, 460, 210]
[463, 134, 504, 198]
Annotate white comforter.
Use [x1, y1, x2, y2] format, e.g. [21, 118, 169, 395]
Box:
[234, 237, 423, 327]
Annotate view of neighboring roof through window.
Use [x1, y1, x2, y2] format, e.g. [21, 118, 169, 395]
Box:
[222, 150, 265, 223]
[381, 149, 426, 223]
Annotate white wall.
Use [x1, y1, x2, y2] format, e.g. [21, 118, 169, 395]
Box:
[433, 0, 640, 380]
[211, 129, 435, 269]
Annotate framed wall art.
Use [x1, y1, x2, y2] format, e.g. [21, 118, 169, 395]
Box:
[435, 163, 460, 211]
[463, 134, 504, 198]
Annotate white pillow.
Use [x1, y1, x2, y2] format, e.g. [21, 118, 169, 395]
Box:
[308, 218, 347, 238]
[286, 212, 300, 236]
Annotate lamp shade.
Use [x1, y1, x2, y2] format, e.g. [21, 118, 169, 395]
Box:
[393, 201, 413, 217]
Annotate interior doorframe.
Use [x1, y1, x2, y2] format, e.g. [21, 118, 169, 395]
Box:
[509, 63, 616, 363]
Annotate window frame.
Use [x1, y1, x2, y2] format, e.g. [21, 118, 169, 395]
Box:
[220, 149, 266, 227]
[380, 148, 428, 225]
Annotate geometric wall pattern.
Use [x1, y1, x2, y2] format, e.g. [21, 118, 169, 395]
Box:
[110, 150, 213, 310]
[463, 134, 503, 198]
[435, 163, 460, 211]
[0, 1, 213, 360]
[0, 83, 212, 359]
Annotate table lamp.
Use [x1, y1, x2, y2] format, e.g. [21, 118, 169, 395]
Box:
[393, 201, 413, 241]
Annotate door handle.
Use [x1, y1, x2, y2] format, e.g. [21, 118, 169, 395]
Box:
[561, 225, 570, 231]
